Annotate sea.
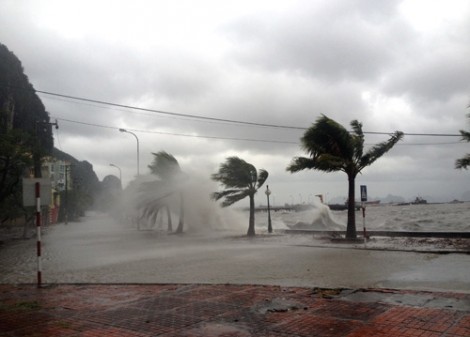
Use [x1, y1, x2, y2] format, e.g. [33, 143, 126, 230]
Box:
[255, 201, 470, 232]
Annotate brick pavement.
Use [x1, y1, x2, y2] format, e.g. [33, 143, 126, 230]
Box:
[0, 284, 469, 336]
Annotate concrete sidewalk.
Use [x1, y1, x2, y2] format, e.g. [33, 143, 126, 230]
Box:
[0, 284, 469, 336]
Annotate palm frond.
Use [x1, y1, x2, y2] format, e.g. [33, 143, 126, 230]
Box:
[211, 157, 256, 188]
[350, 120, 364, 160]
[301, 115, 354, 161]
[148, 151, 181, 180]
[315, 154, 348, 172]
[456, 114, 470, 169]
[211, 156, 268, 207]
[211, 188, 244, 201]
[460, 130, 470, 142]
[287, 155, 343, 173]
[286, 156, 317, 172]
[455, 154, 470, 169]
[256, 169, 268, 189]
[350, 120, 363, 137]
[220, 190, 251, 207]
[359, 131, 404, 170]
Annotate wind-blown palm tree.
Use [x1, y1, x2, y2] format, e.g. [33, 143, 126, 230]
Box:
[211, 157, 268, 236]
[455, 113, 470, 169]
[287, 115, 403, 239]
[137, 180, 175, 231]
[141, 151, 185, 233]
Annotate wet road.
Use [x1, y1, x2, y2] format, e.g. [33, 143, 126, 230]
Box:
[1, 212, 469, 292]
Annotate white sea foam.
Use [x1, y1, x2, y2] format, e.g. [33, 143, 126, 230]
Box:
[288, 202, 470, 232]
[117, 175, 470, 233]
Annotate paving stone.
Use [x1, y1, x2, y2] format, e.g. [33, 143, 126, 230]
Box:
[0, 284, 469, 336]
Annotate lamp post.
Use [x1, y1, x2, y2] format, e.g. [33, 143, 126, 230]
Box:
[265, 185, 272, 233]
[119, 128, 140, 176]
[109, 163, 122, 188]
[64, 163, 71, 224]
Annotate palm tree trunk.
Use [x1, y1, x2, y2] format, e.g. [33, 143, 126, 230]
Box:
[346, 174, 357, 239]
[175, 192, 184, 234]
[165, 205, 173, 232]
[151, 209, 159, 229]
[247, 194, 255, 236]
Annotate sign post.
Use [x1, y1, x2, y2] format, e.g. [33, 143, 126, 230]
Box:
[35, 182, 42, 287]
[23, 178, 51, 288]
[360, 185, 368, 240]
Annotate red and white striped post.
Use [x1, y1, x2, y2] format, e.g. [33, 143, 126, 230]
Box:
[35, 182, 42, 287]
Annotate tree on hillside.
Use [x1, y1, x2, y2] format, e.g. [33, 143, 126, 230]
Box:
[0, 130, 32, 225]
[52, 148, 101, 222]
[140, 151, 186, 233]
[287, 115, 403, 239]
[0, 43, 53, 177]
[455, 113, 470, 169]
[211, 157, 268, 236]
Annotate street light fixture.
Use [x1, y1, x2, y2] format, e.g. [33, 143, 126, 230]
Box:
[109, 163, 122, 187]
[265, 185, 272, 233]
[119, 128, 140, 176]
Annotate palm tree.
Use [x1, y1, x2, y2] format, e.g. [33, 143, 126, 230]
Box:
[137, 180, 174, 231]
[287, 115, 403, 239]
[455, 113, 470, 169]
[211, 157, 268, 236]
[143, 151, 185, 233]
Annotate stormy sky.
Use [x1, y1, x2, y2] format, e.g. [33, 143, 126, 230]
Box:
[1, 0, 469, 204]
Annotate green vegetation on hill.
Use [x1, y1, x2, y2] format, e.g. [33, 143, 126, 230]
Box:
[0, 43, 101, 225]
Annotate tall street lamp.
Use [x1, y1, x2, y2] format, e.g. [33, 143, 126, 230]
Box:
[265, 185, 272, 233]
[119, 128, 140, 176]
[64, 163, 71, 224]
[109, 163, 122, 187]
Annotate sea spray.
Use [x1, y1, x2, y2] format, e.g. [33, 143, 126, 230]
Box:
[281, 198, 345, 230]
[326, 202, 470, 232]
[115, 172, 248, 233]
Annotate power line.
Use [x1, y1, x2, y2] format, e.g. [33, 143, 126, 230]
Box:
[54, 116, 465, 146]
[41, 94, 262, 128]
[35, 89, 463, 137]
[54, 117, 298, 144]
[364, 131, 460, 137]
[35, 89, 305, 130]
[1, 84, 463, 137]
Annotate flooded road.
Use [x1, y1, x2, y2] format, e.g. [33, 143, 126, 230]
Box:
[1, 212, 469, 293]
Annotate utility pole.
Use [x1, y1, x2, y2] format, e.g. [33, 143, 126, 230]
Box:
[34, 120, 58, 178]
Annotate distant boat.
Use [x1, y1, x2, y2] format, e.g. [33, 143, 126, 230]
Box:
[327, 204, 348, 211]
[328, 203, 361, 211]
[365, 200, 381, 205]
[411, 197, 427, 204]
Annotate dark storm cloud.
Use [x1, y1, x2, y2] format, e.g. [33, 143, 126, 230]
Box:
[224, 0, 413, 82]
[1, 0, 469, 201]
[383, 51, 470, 103]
